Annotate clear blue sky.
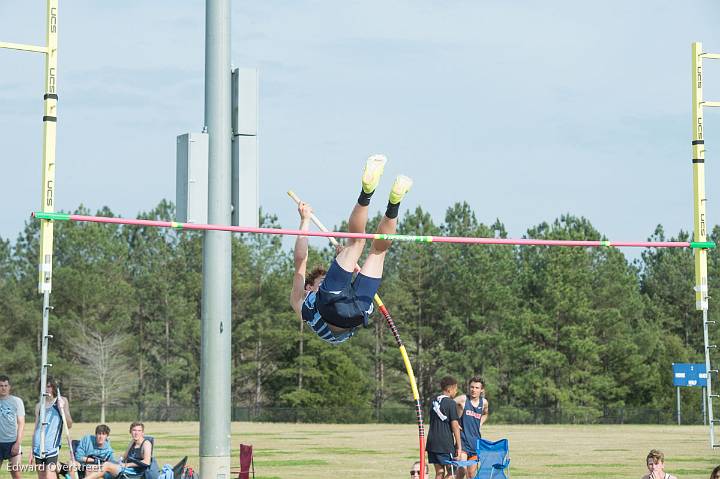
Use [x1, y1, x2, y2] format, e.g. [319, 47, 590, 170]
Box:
[2, 1, 720, 251]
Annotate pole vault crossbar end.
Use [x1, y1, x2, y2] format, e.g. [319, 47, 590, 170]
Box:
[0, 41, 48, 54]
[33, 212, 69, 221]
[691, 241, 717, 249]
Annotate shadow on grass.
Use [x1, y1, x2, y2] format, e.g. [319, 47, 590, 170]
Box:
[255, 459, 329, 467]
[307, 447, 391, 455]
[546, 463, 626, 468]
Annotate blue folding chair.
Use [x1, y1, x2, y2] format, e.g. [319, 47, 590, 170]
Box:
[449, 438, 510, 479]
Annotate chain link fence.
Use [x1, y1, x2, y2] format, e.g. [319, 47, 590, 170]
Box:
[68, 404, 708, 425]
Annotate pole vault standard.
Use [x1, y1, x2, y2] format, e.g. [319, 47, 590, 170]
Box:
[692, 41, 719, 448]
[286, 191, 427, 479]
[1, 0, 59, 459]
[32, 212, 717, 249]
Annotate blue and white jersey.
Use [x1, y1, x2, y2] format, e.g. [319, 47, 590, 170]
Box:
[32, 401, 63, 458]
[301, 291, 356, 345]
[460, 396, 484, 453]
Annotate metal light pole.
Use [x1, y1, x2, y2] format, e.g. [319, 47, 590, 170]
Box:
[200, 0, 233, 476]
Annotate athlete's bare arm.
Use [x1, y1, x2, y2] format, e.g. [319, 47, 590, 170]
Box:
[13, 412, 24, 457]
[454, 394, 466, 418]
[480, 397, 489, 426]
[451, 419, 462, 459]
[290, 202, 313, 314]
[58, 395, 72, 428]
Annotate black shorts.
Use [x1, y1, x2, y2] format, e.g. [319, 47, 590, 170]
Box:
[0, 442, 19, 461]
[58, 462, 73, 474]
[317, 260, 381, 328]
[427, 451, 453, 465]
[33, 454, 59, 466]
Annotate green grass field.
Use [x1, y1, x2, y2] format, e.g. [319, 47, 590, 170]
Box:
[18, 422, 720, 478]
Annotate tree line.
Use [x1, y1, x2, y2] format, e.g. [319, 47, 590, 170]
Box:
[0, 200, 717, 424]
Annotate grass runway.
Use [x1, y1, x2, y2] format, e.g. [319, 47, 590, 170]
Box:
[25, 422, 719, 478]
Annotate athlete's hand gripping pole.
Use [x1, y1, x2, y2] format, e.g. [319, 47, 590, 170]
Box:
[288, 190, 426, 479]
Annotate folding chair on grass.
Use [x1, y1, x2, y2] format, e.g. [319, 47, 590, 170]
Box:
[449, 437, 510, 479]
[71, 440, 84, 479]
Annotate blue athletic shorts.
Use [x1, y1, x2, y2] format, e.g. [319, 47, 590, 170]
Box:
[0, 442, 19, 461]
[427, 452, 453, 465]
[317, 260, 381, 329]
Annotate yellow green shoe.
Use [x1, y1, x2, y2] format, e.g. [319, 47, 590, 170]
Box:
[389, 175, 413, 204]
[362, 154, 387, 194]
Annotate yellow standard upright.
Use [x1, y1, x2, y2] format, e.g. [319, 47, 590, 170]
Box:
[692, 44, 709, 311]
[692, 41, 718, 448]
[0, 0, 60, 458]
[39, 0, 59, 294]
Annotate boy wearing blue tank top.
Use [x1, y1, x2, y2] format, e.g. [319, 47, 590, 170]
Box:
[290, 155, 412, 345]
[454, 376, 489, 479]
[31, 377, 72, 479]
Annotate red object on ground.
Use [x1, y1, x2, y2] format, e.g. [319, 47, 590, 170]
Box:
[238, 444, 254, 479]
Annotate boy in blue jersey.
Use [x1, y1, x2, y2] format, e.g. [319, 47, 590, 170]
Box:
[290, 154, 412, 345]
[31, 377, 73, 479]
[454, 377, 489, 479]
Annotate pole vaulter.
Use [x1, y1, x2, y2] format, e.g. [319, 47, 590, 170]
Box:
[287, 190, 428, 479]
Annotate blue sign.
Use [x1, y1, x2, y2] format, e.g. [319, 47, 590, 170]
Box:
[672, 363, 707, 387]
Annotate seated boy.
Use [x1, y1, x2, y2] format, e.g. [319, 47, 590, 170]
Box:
[84, 423, 151, 479]
[76, 424, 114, 476]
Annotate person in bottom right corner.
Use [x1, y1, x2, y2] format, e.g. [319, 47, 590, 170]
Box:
[641, 449, 678, 479]
[709, 464, 720, 479]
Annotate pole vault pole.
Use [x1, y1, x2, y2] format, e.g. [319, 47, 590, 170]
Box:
[56, 387, 77, 479]
[1, 0, 59, 459]
[286, 191, 426, 479]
